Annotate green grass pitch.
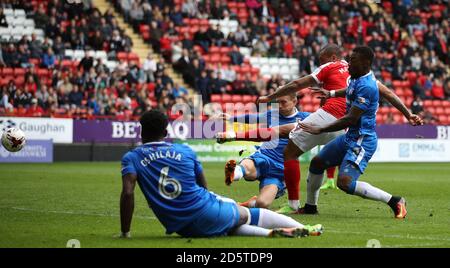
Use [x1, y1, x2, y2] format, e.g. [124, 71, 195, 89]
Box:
[0, 162, 449, 248]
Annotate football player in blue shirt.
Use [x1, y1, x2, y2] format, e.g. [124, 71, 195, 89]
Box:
[119, 110, 323, 238]
[215, 94, 313, 209]
[299, 46, 408, 218]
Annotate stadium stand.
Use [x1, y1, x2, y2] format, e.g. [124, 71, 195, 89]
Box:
[0, 0, 449, 124]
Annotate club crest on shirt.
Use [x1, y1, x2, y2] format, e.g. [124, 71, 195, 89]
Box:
[357, 97, 366, 104]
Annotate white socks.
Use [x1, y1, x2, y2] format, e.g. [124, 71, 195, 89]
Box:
[247, 199, 257, 208]
[354, 181, 392, 203]
[234, 165, 244, 181]
[233, 224, 271, 237]
[256, 208, 304, 229]
[306, 172, 324, 206]
[288, 200, 299, 210]
[232, 208, 304, 237]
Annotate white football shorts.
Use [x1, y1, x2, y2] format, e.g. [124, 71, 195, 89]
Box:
[289, 108, 346, 152]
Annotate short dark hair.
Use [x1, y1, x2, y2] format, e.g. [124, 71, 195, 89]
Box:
[140, 110, 169, 141]
[353, 46, 375, 65]
[319, 43, 342, 59]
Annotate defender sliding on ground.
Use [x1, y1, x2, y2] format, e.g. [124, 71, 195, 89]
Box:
[119, 110, 323, 239]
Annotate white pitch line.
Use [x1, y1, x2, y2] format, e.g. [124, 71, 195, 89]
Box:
[7, 206, 158, 220]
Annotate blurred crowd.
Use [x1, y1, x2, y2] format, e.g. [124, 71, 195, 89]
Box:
[0, 0, 449, 123]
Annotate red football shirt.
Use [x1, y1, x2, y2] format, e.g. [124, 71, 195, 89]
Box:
[310, 60, 350, 119]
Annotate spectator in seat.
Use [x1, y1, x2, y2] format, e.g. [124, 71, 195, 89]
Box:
[242, 73, 258, 95]
[79, 50, 94, 73]
[34, 4, 49, 29]
[42, 48, 56, 69]
[160, 32, 173, 62]
[170, 5, 183, 26]
[68, 85, 83, 107]
[182, 0, 199, 18]
[143, 53, 157, 82]
[298, 47, 312, 76]
[129, 1, 144, 31]
[17, 45, 31, 68]
[410, 96, 424, 115]
[0, 7, 7, 27]
[253, 35, 270, 56]
[219, 64, 236, 82]
[207, 24, 225, 47]
[181, 32, 194, 50]
[234, 26, 249, 47]
[161, 69, 174, 87]
[24, 75, 38, 96]
[431, 77, 445, 100]
[52, 36, 65, 59]
[210, 71, 228, 94]
[229, 45, 244, 65]
[194, 27, 211, 53]
[196, 70, 211, 104]
[444, 77, 450, 100]
[171, 40, 183, 63]
[26, 98, 44, 117]
[172, 83, 188, 99]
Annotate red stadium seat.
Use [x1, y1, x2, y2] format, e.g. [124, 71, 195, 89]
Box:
[242, 95, 253, 103]
[13, 68, 26, 77]
[435, 107, 445, 115]
[211, 94, 222, 103]
[139, 24, 150, 33]
[432, 100, 442, 106]
[210, 46, 220, 53]
[231, 95, 243, 103]
[2, 68, 13, 76]
[220, 55, 231, 64]
[222, 94, 232, 102]
[128, 53, 140, 62]
[423, 100, 433, 107]
[117, 52, 128, 61]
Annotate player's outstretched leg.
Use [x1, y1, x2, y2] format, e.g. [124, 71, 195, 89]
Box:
[337, 163, 407, 219]
[232, 206, 323, 238]
[320, 166, 337, 190]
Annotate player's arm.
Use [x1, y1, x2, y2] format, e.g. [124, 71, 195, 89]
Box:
[120, 173, 137, 238]
[300, 105, 364, 134]
[258, 75, 317, 103]
[193, 150, 208, 189]
[377, 81, 423, 126]
[215, 123, 296, 143]
[196, 172, 208, 188]
[311, 87, 346, 99]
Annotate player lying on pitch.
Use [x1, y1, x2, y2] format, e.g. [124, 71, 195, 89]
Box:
[214, 94, 337, 209]
[299, 46, 420, 218]
[118, 110, 323, 239]
[220, 44, 422, 215]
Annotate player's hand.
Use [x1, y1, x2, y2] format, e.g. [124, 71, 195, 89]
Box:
[215, 131, 236, 144]
[212, 113, 231, 121]
[298, 122, 322, 135]
[408, 114, 424, 126]
[311, 87, 330, 100]
[256, 96, 271, 105]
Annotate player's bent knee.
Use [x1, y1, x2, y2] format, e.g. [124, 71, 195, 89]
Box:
[283, 142, 302, 160]
[255, 198, 271, 209]
[309, 156, 325, 174]
[337, 175, 353, 194]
